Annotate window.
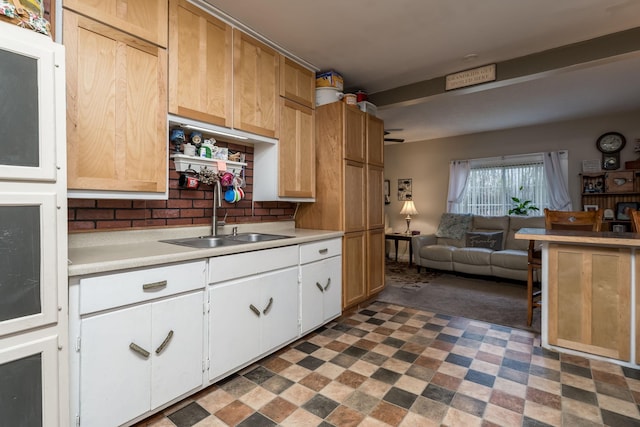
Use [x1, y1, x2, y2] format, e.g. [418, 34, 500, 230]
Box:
[459, 153, 550, 216]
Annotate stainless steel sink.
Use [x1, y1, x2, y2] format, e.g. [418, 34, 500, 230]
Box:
[224, 232, 291, 243]
[161, 233, 291, 248]
[160, 236, 245, 248]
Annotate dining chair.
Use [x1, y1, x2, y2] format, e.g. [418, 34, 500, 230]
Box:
[526, 208, 603, 326]
[629, 209, 640, 233]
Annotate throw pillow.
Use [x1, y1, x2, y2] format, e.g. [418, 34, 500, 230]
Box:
[465, 231, 504, 250]
[435, 213, 473, 239]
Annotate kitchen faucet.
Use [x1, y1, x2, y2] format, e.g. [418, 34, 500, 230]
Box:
[212, 180, 225, 236]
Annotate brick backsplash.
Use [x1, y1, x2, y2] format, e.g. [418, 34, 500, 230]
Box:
[68, 142, 296, 232]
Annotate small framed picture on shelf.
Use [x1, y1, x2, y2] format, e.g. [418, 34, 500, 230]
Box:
[616, 202, 638, 220]
[583, 204, 598, 212]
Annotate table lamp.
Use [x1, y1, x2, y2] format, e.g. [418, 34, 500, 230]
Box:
[400, 200, 418, 233]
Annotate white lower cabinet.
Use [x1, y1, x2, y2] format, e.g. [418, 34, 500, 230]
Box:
[208, 246, 299, 381]
[79, 292, 203, 427]
[300, 239, 343, 335]
[70, 240, 344, 425]
[70, 260, 206, 427]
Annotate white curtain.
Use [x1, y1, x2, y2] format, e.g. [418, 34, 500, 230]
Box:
[447, 160, 470, 212]
[543, 151, 572, 210]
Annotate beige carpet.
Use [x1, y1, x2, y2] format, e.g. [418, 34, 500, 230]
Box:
[378, 260, 541, 333]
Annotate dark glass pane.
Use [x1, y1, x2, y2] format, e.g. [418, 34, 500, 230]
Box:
[0, 48, 39, 167]
[0, 353, 43, 427]
[0, 206, 41, 321]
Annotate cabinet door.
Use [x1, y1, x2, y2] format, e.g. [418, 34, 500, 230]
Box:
[367, 115, 384, 167]
[259, 267, 299, 353]
[367, 164, 384, 229]
[208, 279, 261, 381]
[168, 0, 232, 126]
[151, 292, 203, 409]
[344, 106, 365, 162]
[233, 29, 279, 138]
[548, 244, 630, 361]
[300, 256, 342, 335]
[344, 160, 366, 232]
[367, 228, 386, 296]
[280, 56, 314, 108]
[0, 23, 62, 181]
[65, 11, 168, 193]
[279, 98, 315, 198]
[63, 0, 168, 47]
[80, 305, 151, 427]
[343, 232, 367, 309]
[0, 333, 60, 427]
[0, 193, 58, 337]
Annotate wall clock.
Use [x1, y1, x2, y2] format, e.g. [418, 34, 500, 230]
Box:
[596, 132, 625, 170]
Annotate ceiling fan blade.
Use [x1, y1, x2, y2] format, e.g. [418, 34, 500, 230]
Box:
[384, 138, 405, 143]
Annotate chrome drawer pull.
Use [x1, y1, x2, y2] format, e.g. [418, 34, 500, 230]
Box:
[249, 304, 261, 317]
[324, 278, 331, 291]
[318, 248, 328, 255]
[316, 282, 324, 292]
[142, 280, 167, 291]
[129, 342, 150, 358]
[263, 297, 274, 315]
[155, 330, 174, 355]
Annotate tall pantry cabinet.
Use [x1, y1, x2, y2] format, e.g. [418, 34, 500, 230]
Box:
[0, 22, 69, 426]
[296, 102, 385, 310]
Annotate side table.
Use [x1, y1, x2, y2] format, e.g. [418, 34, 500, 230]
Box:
[385, 232, 414, 266]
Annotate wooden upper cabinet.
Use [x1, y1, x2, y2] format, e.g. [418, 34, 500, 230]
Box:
[280, 56, 314, 108]
[279, 98, 315, 198]
[367, 115, 384, 166]
[63, 0, 168, 47]
[65, 11, 167, 193]
[168, 0, 232, 126]
[344, 106, 365, 162]
[233, 29, 279, 138]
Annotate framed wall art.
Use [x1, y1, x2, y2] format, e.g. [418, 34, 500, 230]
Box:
[384, 179, 390, 205]
[398, 178, 412, 201]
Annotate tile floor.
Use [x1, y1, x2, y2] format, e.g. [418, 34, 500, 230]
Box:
[135, 302, 640, 426]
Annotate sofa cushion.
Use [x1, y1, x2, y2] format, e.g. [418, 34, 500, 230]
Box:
[491, 249, 528, 270]
[465, 231, 503, 250]
[435, 213, 473, 239]
[452, 247, 493, 266]
[473, 215, 509, 233]
[419, 245, 456, 262]
[505, 215, 545, 250]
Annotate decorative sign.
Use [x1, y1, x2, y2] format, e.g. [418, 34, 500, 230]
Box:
[445, 64, 496, 91]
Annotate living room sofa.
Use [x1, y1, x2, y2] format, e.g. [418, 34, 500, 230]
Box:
[411, 213, 544, 281]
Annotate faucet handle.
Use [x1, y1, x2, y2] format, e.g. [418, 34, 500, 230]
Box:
[232, 226, 238, 236]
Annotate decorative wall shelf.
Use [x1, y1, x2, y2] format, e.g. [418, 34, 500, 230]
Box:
[171, 154, 246, 175]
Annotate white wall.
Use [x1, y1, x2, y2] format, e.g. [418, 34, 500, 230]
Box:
[384, 108, 640, 235]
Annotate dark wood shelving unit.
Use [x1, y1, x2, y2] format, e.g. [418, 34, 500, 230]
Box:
[580, 170, 640, 231]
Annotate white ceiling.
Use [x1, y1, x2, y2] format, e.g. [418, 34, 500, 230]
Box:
[201, 0, 640, 143]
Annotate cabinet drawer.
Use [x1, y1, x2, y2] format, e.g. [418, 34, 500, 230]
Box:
[79, 261, 206, 315]
[209, 246, 298, 284]
[300, 238, 342, 264]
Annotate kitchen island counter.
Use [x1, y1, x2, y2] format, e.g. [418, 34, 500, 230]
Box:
[516, 227, 639, 368]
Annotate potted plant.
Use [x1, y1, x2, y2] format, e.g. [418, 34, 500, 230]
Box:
[508, 186, 539, 216]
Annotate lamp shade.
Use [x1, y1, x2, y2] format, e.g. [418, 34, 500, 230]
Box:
[400, 200, 418, 216]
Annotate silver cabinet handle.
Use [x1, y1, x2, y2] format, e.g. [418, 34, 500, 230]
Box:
[318, 248, 328, 255]
[249, 304, 261, 317]
[143, 280, 167, 291]
[324, 277, 331, 291]
[155, 330, 174, 355]
[263, 297, 273, 315]
[316, 282, 324, 292]
[129, 342, 150, 358]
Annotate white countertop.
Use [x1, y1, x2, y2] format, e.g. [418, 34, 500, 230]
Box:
[68, 221, 343, 276]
